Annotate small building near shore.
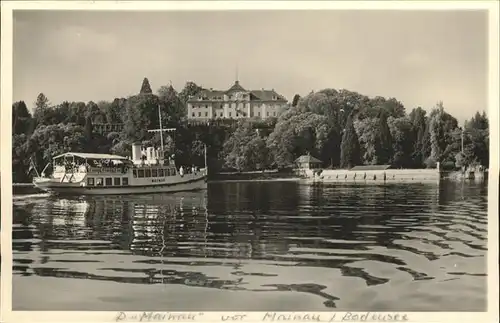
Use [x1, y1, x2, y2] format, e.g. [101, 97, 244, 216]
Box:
[295, 155, 323, 170]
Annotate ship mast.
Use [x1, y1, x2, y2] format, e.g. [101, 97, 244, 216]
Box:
[148, 104, 176, 162]
[158, 104, 164, 155]
[204, 143, 208, 175]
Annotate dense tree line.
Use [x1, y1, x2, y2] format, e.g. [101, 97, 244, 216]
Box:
[12, 79, 489, 182]
[225, 89, 488, 172]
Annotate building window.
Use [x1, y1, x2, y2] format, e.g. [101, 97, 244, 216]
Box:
[87, 178, 94, 186]
[229, 112, 232, 117]
[133, 170, 137, 178]
[114, 177, 121, 186]
[198, 112, 201, 117]
[274, 112, 276, 116]
[267, 112, 270, 117]
[96, 178, 103, 186]
[159, 169, 164, 177]
[152, 169, 158, 177]
[138, 169, 145, 178]
[105, 177, 113, 186]
[258, 112, 260, 117]
[145, 169, 151, 177]
[220, 112, 223, 117]
[122, 177, 129, 185]
[192, 112, 195, 117]
[205, 112, 208, 117]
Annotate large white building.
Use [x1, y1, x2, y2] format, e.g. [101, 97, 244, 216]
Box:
[187, 80, 288, 121]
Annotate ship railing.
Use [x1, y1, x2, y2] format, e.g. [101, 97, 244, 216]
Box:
[88, 167, 128, 174]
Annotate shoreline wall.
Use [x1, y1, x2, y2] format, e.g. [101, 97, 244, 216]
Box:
[298, 168, 441, 183]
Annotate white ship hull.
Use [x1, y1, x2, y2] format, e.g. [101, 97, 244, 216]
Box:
[33, 175, 208, 196]
[31, 135, 210, 197]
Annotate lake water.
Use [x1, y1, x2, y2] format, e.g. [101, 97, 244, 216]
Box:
[12, 180, 488, 311]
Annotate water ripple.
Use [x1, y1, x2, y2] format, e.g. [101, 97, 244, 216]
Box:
[12, 180, 487, 311]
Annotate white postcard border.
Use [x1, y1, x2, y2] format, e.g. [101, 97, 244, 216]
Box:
[1, 1, 499, 323]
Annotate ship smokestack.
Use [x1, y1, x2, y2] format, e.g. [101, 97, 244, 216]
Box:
[132, 143, 142, 162]
[146, 147, 154, 161]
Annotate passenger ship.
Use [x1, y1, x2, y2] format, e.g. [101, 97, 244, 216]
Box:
[32, 107, 208, 196]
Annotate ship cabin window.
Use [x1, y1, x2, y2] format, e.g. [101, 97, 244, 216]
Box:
[122, 177, 129, 185]
[158, 169, 164, 177]
[114, 177, 121, 186]
[145, 169, 151, 178]
[96, 178, 103, 186]
[152, 169, 158, 177]
[137, 169, 145, 178]
[133, 170, 137, 178]
[87, 178, 94, 186]
[105, 178, 113, 186]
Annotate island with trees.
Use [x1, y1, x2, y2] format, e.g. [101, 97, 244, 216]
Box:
[12, 78, 489, 184]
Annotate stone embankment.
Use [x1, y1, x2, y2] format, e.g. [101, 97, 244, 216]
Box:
[298, 168, 441, 184]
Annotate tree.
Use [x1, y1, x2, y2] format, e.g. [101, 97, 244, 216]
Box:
[340, 113, 361, 168]
[426, 101, 459, 167]
[158, 85, 177, 100]
[266, 110, 329, 168]
[456, 111, 490, 168]
[33, 93, 51, 126]
[86, 101, 103, 122]
[387, 116, 413, 167]
[12, 133, 30, 182]
[24, 124, 88, 171]
[292, 94, 301, 107]
[84, 116, 93, 151]
[67, 101, 88, 126]
[123, 93, 161, 141]
[35, 93, 50, 111]
[223, 121, 269, 171]
[103, 98, 126, 124]
[178, 81, 204, 103]
[140, 77, 153, 94]
[157, 85, 186, 125]
[12, 101, 34, 135]
[376, 109, 393, 164]
[354, 117, 379, 164]
[409, 107, 427, 167]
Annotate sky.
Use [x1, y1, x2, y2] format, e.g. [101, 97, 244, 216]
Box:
[13, 9, 489, 122]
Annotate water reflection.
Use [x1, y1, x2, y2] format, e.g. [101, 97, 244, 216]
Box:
[12, 181, 487, 311]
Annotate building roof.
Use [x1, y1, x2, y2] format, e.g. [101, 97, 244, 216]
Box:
[226, 80, 246, 93]
[188, 81, 288, 102]
[53, 152, 129, 160]
[349, 165, 392, 171]
[295, 154, 323, 164]
[198, 89, 226, 100]
[250, 90, 287, 101]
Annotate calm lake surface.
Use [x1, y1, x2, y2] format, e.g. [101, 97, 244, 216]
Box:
[12, 180, 488, 311]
